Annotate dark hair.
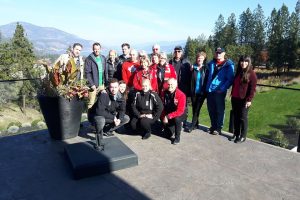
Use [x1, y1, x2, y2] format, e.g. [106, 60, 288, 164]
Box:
[118, 80, 126, 85]
[73, 43, 83, 49]
[93, 42, 101, 49]
[118, 80, 128, 99]
[121, 43, 130, 49]
[109, 78, 119, 85]
[236, 55, 252, 83]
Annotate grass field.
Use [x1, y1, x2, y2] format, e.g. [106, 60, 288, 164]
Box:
[187, 84, 300, 145]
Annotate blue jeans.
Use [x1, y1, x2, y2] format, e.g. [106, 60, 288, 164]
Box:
[207, 92, 226, 131]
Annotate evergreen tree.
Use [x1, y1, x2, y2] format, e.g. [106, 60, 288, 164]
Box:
[267, 8, 281, 69]
[0, 42, 14, 80]
[11, 22, 36, 78]
[267, 5, 290, 73]
[184, 36, 198, 62]
[252, 4, 266, 66]
[213, 14, 226, 47]
[223, 13, 238, 47]
[287, 11, 300, 70]
[239, 8, 254, 45]
[11, 22, 39, 108]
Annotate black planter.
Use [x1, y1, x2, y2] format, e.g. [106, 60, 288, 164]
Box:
[38, 96, 84, 140]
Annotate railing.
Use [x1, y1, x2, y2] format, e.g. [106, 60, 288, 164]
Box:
[226, 83, 300, 152]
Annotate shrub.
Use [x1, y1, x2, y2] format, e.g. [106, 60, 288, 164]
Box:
[7, 121, 22, 129]
[286, 117, 300, 133]
[7, 125, 20, 134]
[31, 119, 42, 128]
[269, 130, 289, 148]
[36, 121, 47, 129]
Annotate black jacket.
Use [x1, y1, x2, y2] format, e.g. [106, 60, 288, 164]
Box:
[84, 53, 106, 87]
[169, 58, 192, 96]
[131, 91, 163, 121]
[105, 58, 120, 85]
[95, 91, 126, 122]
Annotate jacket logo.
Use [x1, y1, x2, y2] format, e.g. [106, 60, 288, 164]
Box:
[174, 98, 178, 105]
[128, 65, 136, 73]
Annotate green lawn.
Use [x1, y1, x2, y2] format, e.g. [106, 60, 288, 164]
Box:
[188, 84, 300, 141]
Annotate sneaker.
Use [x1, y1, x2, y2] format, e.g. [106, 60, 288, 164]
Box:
[103, 131, 114, 137]
[94, 143, 104, 151]
[210, 130, 219, 135]
[229, 135, 236, 141]
[236, 137, 246, 144]
[142, 133, 151, 140]
[187, 126, 195, 133]
[173, 137, 180, 145]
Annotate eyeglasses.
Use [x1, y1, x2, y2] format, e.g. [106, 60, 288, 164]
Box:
[153, 48, 159, 50]
[175, 50, 182, 53]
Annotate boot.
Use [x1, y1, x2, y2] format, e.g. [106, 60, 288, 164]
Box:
[142, 132, 151, 140]
[95, 131, 105, 151]
[173, 134, 180, 145]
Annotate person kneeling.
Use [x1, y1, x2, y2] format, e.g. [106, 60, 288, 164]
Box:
[93, 78, 130, 150]
[161, 78, 186, 145]
[131, 79, 163, 139]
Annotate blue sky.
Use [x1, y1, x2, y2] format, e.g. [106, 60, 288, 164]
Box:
[0, 0, 297, 45]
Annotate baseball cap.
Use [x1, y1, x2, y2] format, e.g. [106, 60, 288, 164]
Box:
[215, 47, 225, 53]
[174, 46, 183, 51]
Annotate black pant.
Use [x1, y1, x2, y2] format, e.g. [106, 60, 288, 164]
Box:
[94, 115, 130, 134]
[191, 94, 206, 128]
[231, 97, 249, 138]
[130, 117, 155, 136]
[164, 114, 185, 139]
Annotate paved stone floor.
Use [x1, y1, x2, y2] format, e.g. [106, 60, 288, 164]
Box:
[1, 124, 300, 200]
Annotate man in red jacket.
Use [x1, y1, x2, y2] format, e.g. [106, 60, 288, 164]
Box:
[122, 49, 140, 88]
[161, 78, 186, 145]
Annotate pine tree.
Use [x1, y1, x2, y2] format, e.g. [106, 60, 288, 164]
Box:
[239, 8, 254, 45]
[0, 42, 14, 80]
[184, 36, 198, 63]
[11, 22, 36, 78]
[11, 22, 39, 108]
[252, 4, 266, 66]
[213, 14, 226, 47]
[223, 13, 238, 47]
[267, 5, 291, 73]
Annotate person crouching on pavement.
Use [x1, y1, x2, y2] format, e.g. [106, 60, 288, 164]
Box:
[93, 78, 130, 150]
[161, 78, 186, 145]
[130, 79, 163, 140]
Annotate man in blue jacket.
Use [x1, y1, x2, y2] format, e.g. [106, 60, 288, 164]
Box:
[206, 47, 234, 135]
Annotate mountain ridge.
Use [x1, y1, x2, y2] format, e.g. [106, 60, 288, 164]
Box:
[0, 21, 186, 55]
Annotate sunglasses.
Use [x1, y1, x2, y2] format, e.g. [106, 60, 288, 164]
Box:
[175, 50, 182, 53]
[153, 48, 159, 50]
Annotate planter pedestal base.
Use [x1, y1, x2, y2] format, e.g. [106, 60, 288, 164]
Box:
[65, 137, 138, 179]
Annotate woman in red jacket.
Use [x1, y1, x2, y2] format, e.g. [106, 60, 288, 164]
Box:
[133, 58, 158, 92]
[230, 55, 257, 143]
[157, 52, 177, 97]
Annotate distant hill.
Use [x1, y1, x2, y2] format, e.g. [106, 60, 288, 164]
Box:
[0, 21, 186, 56]
[0, 22, 94, 55]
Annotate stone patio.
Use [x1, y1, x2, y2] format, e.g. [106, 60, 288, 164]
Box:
[0, 123, 299, 200]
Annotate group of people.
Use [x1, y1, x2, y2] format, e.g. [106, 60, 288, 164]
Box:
[54, 42, 257, 150]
